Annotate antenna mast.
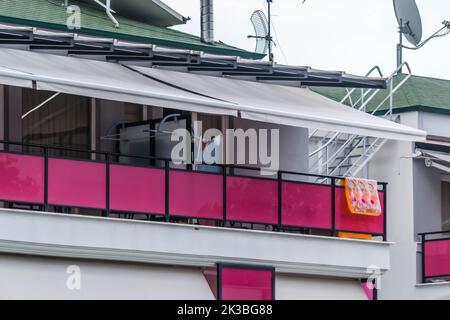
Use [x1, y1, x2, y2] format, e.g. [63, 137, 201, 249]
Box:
[267, 0, 274, 62]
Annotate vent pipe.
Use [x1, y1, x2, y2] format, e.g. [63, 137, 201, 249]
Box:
[201, 0, 214, 44]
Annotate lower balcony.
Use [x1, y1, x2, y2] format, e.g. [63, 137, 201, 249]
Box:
[419, 231, 450, 283]
[416, 231, 450, 299]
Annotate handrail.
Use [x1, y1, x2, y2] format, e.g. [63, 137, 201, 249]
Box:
[0, 139, 384, 184]
[308, 62, 412, 175]
[308, 65, 384, 140]
[418, 230, 450, 236]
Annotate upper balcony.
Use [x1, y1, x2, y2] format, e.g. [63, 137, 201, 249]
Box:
[0, 140, 387, 242]
[0, 139, 391, 279]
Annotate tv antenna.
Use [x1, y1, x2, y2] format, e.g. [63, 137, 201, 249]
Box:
[394, 0, 450, 72]
[248, 0, 306, 62]
[248, 10, 271, 58]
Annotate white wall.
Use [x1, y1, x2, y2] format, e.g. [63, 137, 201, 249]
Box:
[276, 274, 367, 300]
[0, 208, 391, 279]
[0, 253, 215, 300]
[369, 111, 419, 299]
[419, 112, 450, 139]
[413, 160, 443, 234]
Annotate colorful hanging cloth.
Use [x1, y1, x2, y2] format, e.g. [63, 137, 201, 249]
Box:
[344, 177, 382, 216]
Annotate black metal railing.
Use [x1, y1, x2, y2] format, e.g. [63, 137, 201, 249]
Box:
[419, 230, 450, 283]
[0, 139, 387, 241]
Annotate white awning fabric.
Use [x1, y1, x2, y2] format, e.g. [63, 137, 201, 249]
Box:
[0, 48, 237, 117]
[0, 48, 426, 141]
[131, 66, 427, 142]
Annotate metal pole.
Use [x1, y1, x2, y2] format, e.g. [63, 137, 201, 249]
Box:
[222, 165, 227, 227]
[277, 171, 282, 231]
[44, 146, 48, 212]
[383, 183, 387, 242]
[397, 19, 403, 73]
[421, 233, 426, 283]
[331, 177, 336, 236]
[105, 153, 110, 217]
[267, 0, 273, 62]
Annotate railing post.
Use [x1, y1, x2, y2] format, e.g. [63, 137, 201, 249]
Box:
[105, 153, 110, 217]
[165, 160, 170, 222]
[331, 177, 336, 237]
[277, 171, 282, 231]
[43, 146, 48, 212]
[222, 165, 227, 227]
[421, 233, 426, 284]
[383, 183, 387, 242]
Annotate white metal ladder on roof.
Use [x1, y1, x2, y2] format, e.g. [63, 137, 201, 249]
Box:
[308, 62, 412, 178]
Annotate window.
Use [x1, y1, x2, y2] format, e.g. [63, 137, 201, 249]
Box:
[22, 89, 90, 158]
[203, 264, 275, 300]
[442, 180, 450, 231]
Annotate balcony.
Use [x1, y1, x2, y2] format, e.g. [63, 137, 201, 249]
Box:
[419, 231, 450, 283]
[0, 140, 387, 241]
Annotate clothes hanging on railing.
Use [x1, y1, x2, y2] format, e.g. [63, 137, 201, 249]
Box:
[344, 177, 382, 216]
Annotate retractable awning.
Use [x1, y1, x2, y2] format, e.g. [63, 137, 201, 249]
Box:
[130, 66, 426, 141]
[0, 48, 237, 116]
[0, 48, 426, 141]
[420, 150, 450, 173]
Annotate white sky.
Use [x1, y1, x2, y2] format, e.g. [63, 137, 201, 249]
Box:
[164, 0, 450, 80]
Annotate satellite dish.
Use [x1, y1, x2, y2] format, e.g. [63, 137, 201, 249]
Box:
[393, 0, 450, 72]
[393, 0, 423, 46]
[248, 10, 270, 56]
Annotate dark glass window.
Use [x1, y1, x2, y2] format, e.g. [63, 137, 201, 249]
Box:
[22, 89, 90, 158]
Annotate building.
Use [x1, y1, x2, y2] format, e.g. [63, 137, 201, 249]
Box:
[315, 73, 450, 299]
[0, 0, 430, 300]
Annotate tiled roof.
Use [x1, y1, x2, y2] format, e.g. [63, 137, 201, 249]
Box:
[0, 0, 264, 59]
[312, 74, 450, 115]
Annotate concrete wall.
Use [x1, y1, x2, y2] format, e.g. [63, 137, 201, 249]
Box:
[0, 254, 214, 300]
[0, 252, 377, 300]
[413, 159, 443, 234]
[419, 112, 450, 138]
[0, 209, 391, 279]
[276, 274, 367, 300]
[369, 111, 419, 299]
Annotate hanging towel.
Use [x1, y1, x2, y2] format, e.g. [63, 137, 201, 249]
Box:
[344, 177, 382, 216]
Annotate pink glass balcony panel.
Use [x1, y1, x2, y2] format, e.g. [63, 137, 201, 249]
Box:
[424, 239, 450, 277]
[335, 188, 384, 234]
[221, 268, 273, 300]
[0, 153, 44, 203]
[282, 182, 332, 229]
[48, 158, 106, 209]
[110, 165, 165, 214]
[169, 170, 222, 219]
[226, 176, 278, 225]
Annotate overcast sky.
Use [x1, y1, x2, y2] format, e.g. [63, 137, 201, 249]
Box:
[164, 0, 450, 80]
